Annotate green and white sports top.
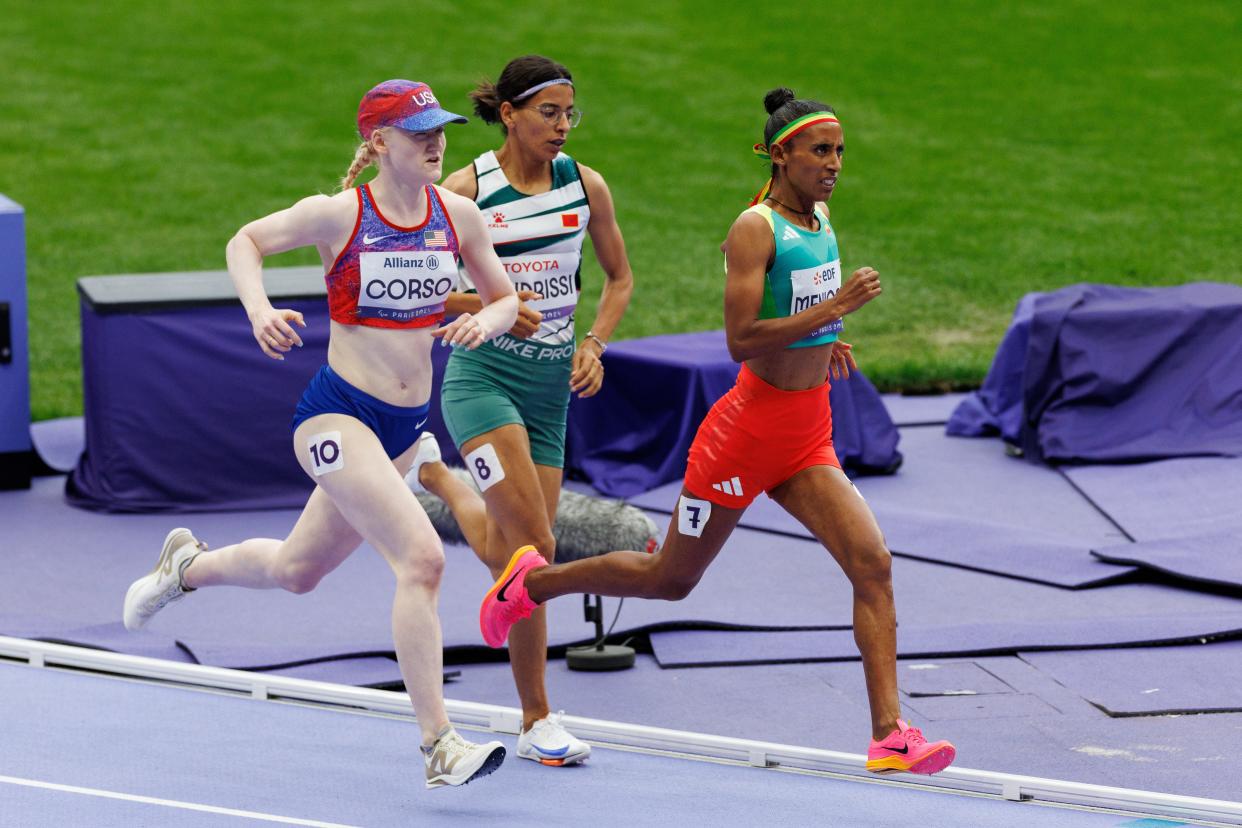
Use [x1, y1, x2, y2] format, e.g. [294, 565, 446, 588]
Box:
[747, 203, 842, 349]
[458, 150, 591, 361]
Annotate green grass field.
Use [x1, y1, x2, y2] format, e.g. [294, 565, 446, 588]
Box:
[2, 0, 1238, 419]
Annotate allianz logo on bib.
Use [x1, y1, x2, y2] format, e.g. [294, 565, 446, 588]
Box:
[378, 254, 442, 270]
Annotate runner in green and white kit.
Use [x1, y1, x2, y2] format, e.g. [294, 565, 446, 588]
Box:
[407, 55, 635, 765]
[442, 149, 589, 467]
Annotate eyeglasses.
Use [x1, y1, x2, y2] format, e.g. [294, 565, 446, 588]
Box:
[532, 104, 582, 128]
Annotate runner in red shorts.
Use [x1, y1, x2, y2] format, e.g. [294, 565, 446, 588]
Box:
[480, 87, 956, 775]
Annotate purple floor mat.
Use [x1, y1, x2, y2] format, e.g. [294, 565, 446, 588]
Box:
[898, 661, 1017, 696]
[648, 611, 1242, 667]
[1, 477, 1227, 672]
[1063, 458, 1242, 542]
[0, 478, 852, 671]
[904, 693, 1063, 721]
[0, 613, 192, 663]
[30, 416, 85, 473]
[1021, 641, 1242, 716]
[122, 519, 857, 669]
[1093, 533, 1242, 590]
[881, 392, 971, 426]
[629, 427, 1132, 587]
[881, 509, 1130, 588]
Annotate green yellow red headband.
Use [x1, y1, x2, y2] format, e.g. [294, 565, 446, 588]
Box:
[750, 111, 841, 204]
[752, 111, 840, 160]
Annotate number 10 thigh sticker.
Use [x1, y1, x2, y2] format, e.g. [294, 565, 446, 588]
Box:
[308, 431, 344, 476]
[677, 495, 711, 538]
[464, 443, 506, 492]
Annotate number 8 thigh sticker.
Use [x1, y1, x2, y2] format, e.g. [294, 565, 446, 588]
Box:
[308, 431, 344, 476]
[677, 495, 711, 538]
[464, 443, 506, 492]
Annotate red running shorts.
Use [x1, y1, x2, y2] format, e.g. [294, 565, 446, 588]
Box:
[683, 362, 841, 509]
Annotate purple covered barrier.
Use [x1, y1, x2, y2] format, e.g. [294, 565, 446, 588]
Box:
[948, 283, 1242, 464]
[69, 268, 462, 512]
[565, 330, 901, 498]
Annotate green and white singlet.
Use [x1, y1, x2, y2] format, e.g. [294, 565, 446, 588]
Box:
[457, 150, 591, 361]
[746, 203, 842, 349]
[441, 151, 591, 468]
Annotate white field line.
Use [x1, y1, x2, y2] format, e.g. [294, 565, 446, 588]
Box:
[0, 774, 358, 827]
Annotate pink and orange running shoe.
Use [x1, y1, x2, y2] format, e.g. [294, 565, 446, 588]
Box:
[480, 546, 548, 648]
[866, 720, 956, 775]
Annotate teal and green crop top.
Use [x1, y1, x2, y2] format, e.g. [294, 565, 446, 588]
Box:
[746, 203, 842, 349]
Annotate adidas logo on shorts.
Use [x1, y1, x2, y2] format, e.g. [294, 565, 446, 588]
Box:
[711, 476, 744, 497]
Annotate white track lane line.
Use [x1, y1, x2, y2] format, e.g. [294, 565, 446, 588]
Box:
[0, 774, 358, 827]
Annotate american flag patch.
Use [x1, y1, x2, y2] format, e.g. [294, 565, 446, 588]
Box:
[424, 230, 448, 248]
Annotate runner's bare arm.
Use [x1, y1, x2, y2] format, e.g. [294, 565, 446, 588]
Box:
[226, 192, 353, 359]
[578, 164, 634, 348]
[437, 188, 518, 347]
[568, 165, 633, 396]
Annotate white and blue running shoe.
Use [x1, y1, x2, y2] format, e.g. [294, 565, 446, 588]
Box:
[516, 711, 591, 766]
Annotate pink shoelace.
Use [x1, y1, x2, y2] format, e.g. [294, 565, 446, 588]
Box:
[902, 725, 928, 747]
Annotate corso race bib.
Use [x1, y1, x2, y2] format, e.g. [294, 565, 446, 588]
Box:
[358, 251, 454, 322]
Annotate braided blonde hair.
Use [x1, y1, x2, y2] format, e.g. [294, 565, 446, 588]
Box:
[340, 140, 377, 190]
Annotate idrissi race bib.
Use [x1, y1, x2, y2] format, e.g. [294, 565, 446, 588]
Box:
[500, 253, 581, 322]
[789, 258, 844, 339]
[357, 251, 454, 322]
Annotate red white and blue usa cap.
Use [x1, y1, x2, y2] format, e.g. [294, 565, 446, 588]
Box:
[357, 80, 468, 139]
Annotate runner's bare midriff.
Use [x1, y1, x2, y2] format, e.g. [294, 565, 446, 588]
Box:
[746, 342, 834, 391]
[327, 321, 436, 406]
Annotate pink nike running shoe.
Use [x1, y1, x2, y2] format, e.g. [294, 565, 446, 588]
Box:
[479, 546, 548, 648]
[866, 720, 956, 775]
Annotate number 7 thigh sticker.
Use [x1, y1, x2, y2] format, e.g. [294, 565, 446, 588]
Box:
[308, 431, 344, 476]
[677, 495, 711, 538]
[464, 443, 506, 492]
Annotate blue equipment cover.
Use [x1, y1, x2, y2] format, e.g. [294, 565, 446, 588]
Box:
[948, 283, 1242, 464]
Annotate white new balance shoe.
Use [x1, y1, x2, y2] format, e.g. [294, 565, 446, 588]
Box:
[404, 432, 442, 494]
[422, 726, 506, 789]
[516, 711, 591, 766]
[122, 528, 207, 631]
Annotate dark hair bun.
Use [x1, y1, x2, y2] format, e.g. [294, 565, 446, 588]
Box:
[764, 87, 796, 115]
[469, 79, 503, 124]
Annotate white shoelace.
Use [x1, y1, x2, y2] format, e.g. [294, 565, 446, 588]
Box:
[529, 710, 568, 741]
[437, 731, 478, 762]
